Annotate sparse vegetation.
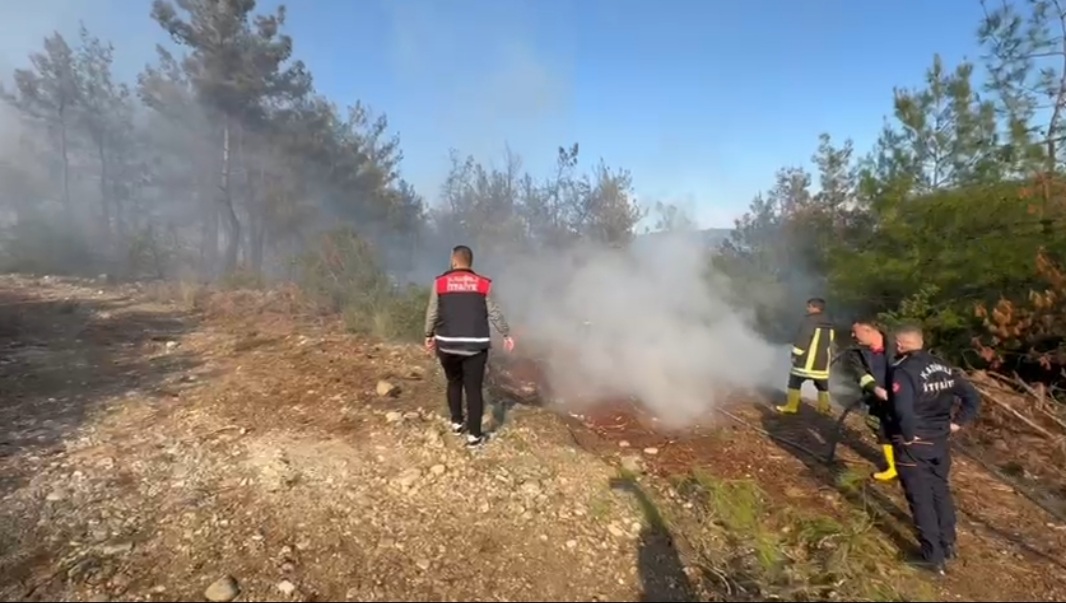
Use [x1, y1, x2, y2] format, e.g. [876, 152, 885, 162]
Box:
[2, 0, 1066, 602]
[659, 470, 933, 601]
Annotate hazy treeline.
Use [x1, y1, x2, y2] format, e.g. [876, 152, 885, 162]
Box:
[3, 0, 1066, 386]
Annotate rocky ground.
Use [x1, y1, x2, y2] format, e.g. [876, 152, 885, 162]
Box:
[1, 274, 1065, 602]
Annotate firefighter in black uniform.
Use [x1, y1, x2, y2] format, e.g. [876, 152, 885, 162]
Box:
[888, 324, 981, 574]
[423, 245, 515, 448]
[776, 298, 835, 415]
[845, 319, 899, 481]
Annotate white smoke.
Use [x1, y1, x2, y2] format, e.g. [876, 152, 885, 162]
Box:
[493, 231, 795, 428]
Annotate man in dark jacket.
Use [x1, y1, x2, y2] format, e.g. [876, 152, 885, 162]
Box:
[846, 318, 899, 481]
[423, 245, 515, 448]
[776, 298, 835, 415]
[889, 324, 981, 574]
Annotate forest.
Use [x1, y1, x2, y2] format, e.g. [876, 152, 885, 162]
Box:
[1, 0, 1065, 387]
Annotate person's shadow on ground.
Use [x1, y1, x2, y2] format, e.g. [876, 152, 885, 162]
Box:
[609, 476, 698, 602]
[755, 392, 918, 558]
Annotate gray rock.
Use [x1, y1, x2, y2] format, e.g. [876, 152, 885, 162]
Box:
[204, 575, 240, 602]
[394, 468, 421, 489]
[100, 540, 134, 556]
[277, 579, 296, 595]
[519, 481, 542, 497]
[376, 380, 400, 397]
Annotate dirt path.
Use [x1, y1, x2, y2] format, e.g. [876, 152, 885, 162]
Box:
[0, 276, 686, 602]
[2, 275, 1064, 602]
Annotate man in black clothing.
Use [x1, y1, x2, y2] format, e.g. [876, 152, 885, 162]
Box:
[889, 324, 981, 574]
[423, 245, 515, 448]
[845, 319, 899, 481]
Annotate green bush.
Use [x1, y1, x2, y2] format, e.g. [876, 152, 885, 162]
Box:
[295, 227, 427, 341]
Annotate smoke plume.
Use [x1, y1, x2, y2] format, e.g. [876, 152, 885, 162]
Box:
[492, 231, 792, 428]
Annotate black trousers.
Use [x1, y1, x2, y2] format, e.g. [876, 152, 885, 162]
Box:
[437, 350, 489, 438]
[863, 395, 892, 445]
[895, 437, 957, 564]
[787, 374, 829, 391]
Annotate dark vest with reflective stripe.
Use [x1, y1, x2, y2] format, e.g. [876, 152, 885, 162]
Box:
[434, 268, 492, 352]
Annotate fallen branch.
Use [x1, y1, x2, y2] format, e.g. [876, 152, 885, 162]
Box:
[973, 383, 1059, 440]
[1012, 371, 1048, 406]
[1012, 373, 1066, 433]
[982, 372, 1066, 434]
[713, 406, 861, 465]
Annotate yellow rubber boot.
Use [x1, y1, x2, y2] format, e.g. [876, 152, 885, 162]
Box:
[775, 388, 801, 414]
[872, 445, 898, 481]
[816, 391, 832, 415]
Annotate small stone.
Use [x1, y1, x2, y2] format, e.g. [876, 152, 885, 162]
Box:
[100, 541, 134, 555]
[45, 490, 65, 502]
[642, 447, 659, 455]
[430, 464, 446, 476]
[618, 440, 630, 448]
[416, 559, 431, 571]
[620, 455, 643, 474]
[607, 523, 626, 538]
[277, 580, 296, 596]
[377, 380, 400, 397]
[566, 539, 578, 549]
[165, 341, 179, 351]
[385, 411, 402, 423]
[204, 575, 240, 602]
[394, 468, 421, 488]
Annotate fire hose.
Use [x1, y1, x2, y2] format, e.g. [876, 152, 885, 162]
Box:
[775, 348, 1066, 524]
[490, 346, 1066, 525]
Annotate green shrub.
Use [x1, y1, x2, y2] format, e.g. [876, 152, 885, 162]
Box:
[295, 227, 427, 341]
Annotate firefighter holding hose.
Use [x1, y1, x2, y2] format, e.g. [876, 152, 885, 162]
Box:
[846, 318, 899, 481]
[776, 298, 835, 415]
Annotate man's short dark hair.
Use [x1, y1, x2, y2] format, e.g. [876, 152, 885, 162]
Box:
[894, 323, 924, 338]
[806, 298, 826, 311]
[452, 245, 473, 266]
[852, 315, 880, 327]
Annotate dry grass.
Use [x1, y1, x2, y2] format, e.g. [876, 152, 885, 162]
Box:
[658, 470, 935, 602]
[5, 274, 1065, 602]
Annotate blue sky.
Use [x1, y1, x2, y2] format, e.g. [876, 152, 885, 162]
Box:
[0, 0, 990, 227]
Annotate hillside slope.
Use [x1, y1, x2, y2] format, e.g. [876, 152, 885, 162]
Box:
[0, 275, 1063, 602]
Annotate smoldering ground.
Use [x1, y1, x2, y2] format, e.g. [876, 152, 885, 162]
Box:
[490, 231, 797, 429]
